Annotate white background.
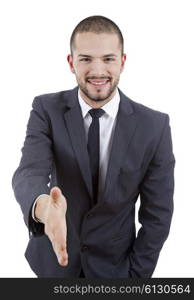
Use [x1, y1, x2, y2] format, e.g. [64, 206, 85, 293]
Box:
[0, 0, 193, 277]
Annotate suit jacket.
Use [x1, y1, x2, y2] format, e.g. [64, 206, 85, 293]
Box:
[12, 86, 175, 278]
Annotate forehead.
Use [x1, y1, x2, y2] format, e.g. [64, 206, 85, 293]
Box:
[73, 32, 121, 55]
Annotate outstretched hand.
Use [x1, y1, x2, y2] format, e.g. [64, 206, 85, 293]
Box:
[35, 186, 68, 266]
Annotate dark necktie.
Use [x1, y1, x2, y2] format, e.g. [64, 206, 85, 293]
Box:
[87, 108, 105, 205]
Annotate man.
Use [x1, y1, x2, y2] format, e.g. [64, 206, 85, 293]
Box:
[12, 15, 175, 278]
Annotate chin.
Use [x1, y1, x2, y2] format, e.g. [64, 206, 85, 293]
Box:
[88, 92, 113, 102]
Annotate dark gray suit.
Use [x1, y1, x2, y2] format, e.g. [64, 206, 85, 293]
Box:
[12, 86, 175, 278]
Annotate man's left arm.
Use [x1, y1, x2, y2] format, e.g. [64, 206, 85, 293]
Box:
[129, 114, 175, 278]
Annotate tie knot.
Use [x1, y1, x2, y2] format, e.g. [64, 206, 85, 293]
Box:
[89, 108, 105, 119]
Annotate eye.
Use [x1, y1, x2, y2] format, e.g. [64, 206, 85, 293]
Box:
[80, 58, 91, 62]
[104, 57, 115, 62]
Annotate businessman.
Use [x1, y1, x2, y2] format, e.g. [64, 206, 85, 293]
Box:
[12, 15, 175, 278]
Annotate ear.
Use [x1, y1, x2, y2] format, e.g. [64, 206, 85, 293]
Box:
[120, 54, 126, 73]
[67, 54, 75, 73]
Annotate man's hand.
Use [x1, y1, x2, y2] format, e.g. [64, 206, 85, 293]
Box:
[35, 187, 68, 266]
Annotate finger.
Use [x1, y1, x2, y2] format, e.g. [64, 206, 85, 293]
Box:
[58, 254, 68, 266]
[51, 224, 68, 265]
[50, 186, 62, 203]
[58, 246, 69, 266]
[53, 240, 68, 266]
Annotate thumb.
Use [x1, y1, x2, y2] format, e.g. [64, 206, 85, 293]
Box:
[50, 186, 62, 203]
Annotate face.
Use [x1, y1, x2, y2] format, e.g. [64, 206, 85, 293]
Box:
[67, 32, 126, 107]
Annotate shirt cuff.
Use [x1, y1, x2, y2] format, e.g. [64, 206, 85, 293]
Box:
[32, 194, 48, 223]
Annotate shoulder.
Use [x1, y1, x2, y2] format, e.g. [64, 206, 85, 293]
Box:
[33, 88, 75, 106]
[131, 98, 168, 122]
[30, 87, 78, 117]
[119, 90, 170, 132]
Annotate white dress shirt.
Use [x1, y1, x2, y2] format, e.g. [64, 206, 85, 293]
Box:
[32, 88, 120, 221]
[78, 88, 120, 200]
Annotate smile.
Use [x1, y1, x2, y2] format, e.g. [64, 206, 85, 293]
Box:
[87, 79, 110, 87]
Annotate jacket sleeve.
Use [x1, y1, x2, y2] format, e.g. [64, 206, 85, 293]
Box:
[129, 114, 175, 277]
[12, 97, 53, 237]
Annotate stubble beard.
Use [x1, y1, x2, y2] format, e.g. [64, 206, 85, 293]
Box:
[78, 77, 120, 102]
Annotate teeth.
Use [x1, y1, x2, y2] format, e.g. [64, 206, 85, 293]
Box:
[88, 80, 108, 85]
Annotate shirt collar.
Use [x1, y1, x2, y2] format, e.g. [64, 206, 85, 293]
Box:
[78, 88, 120, 119]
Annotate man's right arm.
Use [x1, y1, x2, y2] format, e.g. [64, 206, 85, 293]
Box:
[12, 96, 53, 236]
[12, 97, 69, 265]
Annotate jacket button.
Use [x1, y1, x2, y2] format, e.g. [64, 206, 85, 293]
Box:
[81, 245, 89, 252]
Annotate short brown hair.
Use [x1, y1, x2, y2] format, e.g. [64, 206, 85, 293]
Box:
[70, 15, 124, 55]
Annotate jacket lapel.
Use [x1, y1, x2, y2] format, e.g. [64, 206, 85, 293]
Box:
[101, 89, 138, 204]
[63, 87, 93, 200]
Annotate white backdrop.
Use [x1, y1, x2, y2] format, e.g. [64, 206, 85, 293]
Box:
[0, 0, 193, 277]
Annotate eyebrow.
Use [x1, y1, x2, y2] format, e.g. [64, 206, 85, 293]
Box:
[78, 54, 117, 58]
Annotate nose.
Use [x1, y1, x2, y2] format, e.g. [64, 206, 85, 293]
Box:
[89, 59, 106, 76]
